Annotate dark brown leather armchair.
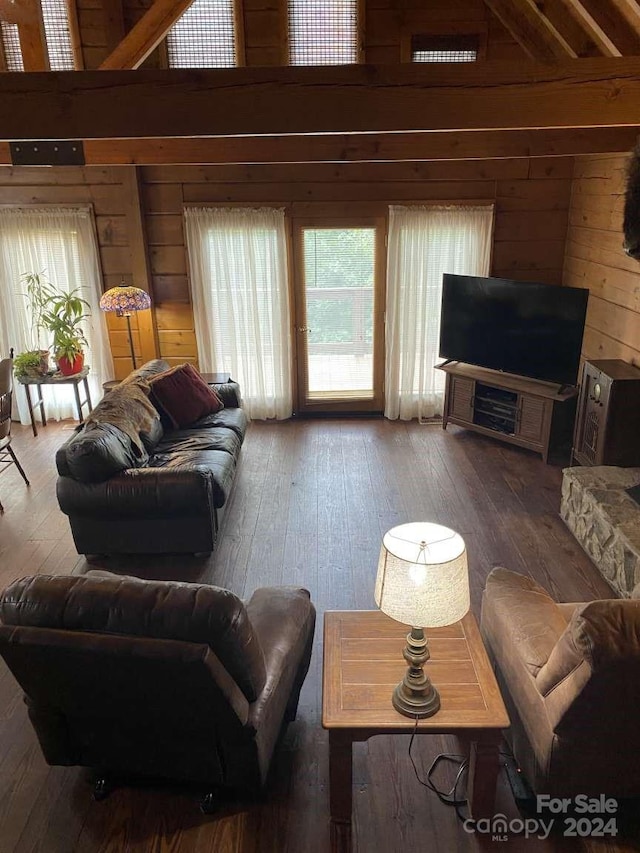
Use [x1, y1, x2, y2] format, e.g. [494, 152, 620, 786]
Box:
[0, 573, 315, 807]
[481, 567, 640, 798]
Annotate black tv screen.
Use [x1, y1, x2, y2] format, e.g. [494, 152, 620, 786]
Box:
[439, 275, 588, 386]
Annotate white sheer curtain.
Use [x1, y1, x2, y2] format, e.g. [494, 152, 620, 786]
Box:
[0, 207, 114, 424]
[185, 207, 293, 420]
[385, 205, 494, 421]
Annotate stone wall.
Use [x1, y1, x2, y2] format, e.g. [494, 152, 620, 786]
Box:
[561, 466, 640, 598]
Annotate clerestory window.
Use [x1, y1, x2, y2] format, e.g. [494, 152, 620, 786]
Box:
[289, 0, 360, 65]
[410, 34, 479, 63]
[167, 0, 238, 68]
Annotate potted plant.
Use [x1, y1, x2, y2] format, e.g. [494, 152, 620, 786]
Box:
[13, 350, 48, 380]
[43, 288, 90, 376]
[14, 272, 57, 377]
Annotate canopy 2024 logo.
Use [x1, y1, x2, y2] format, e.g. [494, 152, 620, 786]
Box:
[463, 795, 618, 841]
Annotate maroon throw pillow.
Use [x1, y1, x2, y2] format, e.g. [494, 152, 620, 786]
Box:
[149, 363, 224, 428]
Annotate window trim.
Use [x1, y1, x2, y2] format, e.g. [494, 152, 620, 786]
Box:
[66, 0, 84, 70]
[0, 30, 7, 71]
[233, 0, 246, 66]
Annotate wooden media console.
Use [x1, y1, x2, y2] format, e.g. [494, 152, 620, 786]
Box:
[436, 361, 578, 464]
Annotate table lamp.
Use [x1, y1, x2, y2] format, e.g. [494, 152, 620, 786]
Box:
[99, 283, 151, 370]
[375, 522, 469, 719]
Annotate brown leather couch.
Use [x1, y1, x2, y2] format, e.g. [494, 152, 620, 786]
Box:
[481, 567, 640, 797]
[0, 573, 315, 803]
[56, 360, 247, 556]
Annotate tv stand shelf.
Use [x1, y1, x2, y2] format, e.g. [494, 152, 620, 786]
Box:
[436, 362, 578, 464]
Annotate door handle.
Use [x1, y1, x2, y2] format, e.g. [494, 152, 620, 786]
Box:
[297, 327, 311, 333]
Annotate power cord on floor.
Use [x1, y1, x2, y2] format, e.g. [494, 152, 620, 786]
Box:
[408, 716, 472, 824]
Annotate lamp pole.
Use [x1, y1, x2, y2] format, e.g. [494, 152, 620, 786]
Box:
[124, 312, 136, 369]
[115, 307, 137, 369]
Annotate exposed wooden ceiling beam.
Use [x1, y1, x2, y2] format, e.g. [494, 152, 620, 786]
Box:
[87, 127, 640, 164]
[0, 0, 28, 23]
[0, 0, 49, 69]
[16, 0, 49, 70]
[559, 0, 621, 55]
[483, 0, 574, 59]
[534, 0, 603, 56]
[67, 0, 84, 69]
[0, 127, 634, 166]
[3, 61, 640, 141]
[99, 0, 196, 70]
[564, 0, 640, 54]
[610, 0, 640, 36]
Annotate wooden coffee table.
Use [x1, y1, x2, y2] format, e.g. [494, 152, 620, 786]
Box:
[322, 610, 509, 852]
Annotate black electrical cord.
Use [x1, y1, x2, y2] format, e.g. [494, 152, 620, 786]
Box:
[408, 716, 473, 824]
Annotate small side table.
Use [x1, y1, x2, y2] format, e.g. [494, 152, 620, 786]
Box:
[17, 368, 92, 437]
[322, 610, 509, 852]
[201, 372, 231, 385]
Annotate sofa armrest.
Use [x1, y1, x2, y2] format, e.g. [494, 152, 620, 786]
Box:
[55, 426, 82, 477]
[245, 587, 315, 780]
[56, 466, 216, 518]
[481, 567, 569, 677]
[213, 381, 242, 409]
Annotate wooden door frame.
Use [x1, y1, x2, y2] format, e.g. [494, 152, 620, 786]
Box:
[290, 215, 386, 414]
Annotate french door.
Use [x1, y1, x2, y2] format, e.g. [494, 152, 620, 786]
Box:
[292, 217, 386, 414]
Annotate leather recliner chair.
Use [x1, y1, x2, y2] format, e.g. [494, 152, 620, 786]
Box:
[481, 567, 640, 798]
[0, 573, 315, 807]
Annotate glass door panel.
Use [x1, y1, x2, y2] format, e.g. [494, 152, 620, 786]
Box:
[294, 220, 384, 413]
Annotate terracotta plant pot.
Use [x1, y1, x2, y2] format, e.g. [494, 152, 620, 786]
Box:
[57, 352, 84, 376]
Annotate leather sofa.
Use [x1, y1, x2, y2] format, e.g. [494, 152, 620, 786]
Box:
[481, 567, 640, 797]
[0, 572, 315, 801]
[56, 360, 247, 556]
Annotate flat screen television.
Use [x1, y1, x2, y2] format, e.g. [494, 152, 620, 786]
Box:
[438, 274, 589, 387]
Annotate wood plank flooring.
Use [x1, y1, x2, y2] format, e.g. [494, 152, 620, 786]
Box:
[0, 417, 635, 853]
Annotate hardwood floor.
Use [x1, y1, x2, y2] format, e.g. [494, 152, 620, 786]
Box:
[0, 417, 635, 853]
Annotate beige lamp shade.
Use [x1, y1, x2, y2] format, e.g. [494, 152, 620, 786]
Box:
[375, 522, 469, 628]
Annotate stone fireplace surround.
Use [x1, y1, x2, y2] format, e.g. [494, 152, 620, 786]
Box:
[561, 466, 640, 598]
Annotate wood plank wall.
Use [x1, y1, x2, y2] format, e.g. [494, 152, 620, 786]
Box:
[0, 158, 573, 380]
[0, 0, 565, 381]
[0, 165, 152, 379]
[243, 0, 283, 67]
[141, 157, 574, 373]
[77, 0, 163, 70]
[563, 154, 640, 368]
[75, 0, 524, 70]
[365, 0, 520, 63]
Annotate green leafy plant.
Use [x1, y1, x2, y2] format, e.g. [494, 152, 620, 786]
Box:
[21, 271, 56, 352]
[15, 272, 91, 376]
[13, 350, 47, 379]
[43, 288, 90, 369]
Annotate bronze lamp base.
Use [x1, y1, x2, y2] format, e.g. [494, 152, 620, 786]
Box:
[392, 626, 441, 719]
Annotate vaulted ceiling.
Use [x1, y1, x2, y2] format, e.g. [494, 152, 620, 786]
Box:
[1, 0, 640, 165]
[484, 0, 640, 59]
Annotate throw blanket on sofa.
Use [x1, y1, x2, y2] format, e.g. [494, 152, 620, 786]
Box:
[56, 359, 248, 555]
[85, 381, 158, 457]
